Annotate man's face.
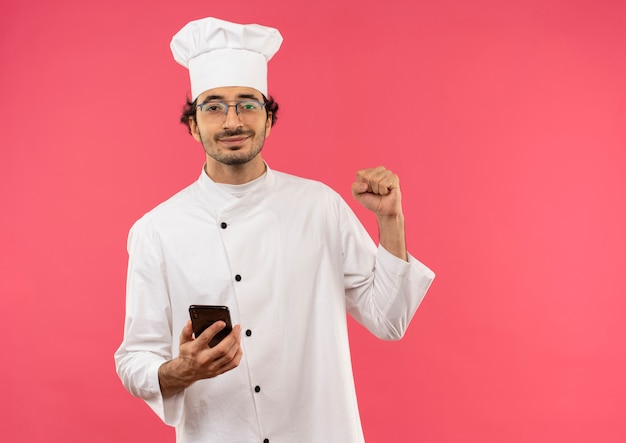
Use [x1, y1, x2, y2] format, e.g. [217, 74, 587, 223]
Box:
[190, 86, 272, 167]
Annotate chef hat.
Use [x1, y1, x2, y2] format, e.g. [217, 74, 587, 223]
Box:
[170, 17, 283, 100]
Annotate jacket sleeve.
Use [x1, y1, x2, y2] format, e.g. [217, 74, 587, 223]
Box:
[340, 198, 435, 340]
[113, 218, 185, 426]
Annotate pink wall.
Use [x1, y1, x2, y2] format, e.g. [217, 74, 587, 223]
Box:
[2, 0, 625, 441]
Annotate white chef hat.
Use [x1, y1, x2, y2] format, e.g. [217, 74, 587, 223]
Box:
[170, 17, 283, 100]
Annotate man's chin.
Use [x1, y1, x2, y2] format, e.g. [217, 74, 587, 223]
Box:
[211, 152, 258, 166]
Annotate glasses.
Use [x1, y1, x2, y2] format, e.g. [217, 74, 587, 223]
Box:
[196, 100, 266, 120]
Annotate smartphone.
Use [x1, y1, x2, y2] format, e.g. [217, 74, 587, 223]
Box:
[189, 305, 233, 348]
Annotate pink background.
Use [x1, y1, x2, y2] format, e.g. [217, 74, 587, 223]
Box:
[2, 0, 625, 441]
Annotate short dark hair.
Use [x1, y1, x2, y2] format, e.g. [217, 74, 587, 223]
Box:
[180, 95, 279, 134]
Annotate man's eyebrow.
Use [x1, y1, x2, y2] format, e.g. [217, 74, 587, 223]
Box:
[200, 93, 262, 104]
[236, 93, 262, 101]
[200, 95, 224, 104]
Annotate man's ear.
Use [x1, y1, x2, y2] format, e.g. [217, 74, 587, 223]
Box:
[190, 117, 201, 142]
[265, 113, 272, 137]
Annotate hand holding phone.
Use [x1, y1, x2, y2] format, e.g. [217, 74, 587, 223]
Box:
[189, 305, 233, 348]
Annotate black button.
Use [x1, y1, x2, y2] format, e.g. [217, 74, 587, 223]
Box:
[235, 274, 242, 281]
[245, 329, 252, 337]
[220, 222, 227, 229]
[254, 386, 261, 393]
[263, 439, 269, 443]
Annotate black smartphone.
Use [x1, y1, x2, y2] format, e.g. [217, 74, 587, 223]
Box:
[189, 305, 233, 348]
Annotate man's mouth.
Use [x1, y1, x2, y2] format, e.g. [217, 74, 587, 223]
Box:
[218, 136, 249, 146]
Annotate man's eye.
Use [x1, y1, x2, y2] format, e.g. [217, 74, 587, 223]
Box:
[205, 105, 223, 112]
[240, 102, 258, 110]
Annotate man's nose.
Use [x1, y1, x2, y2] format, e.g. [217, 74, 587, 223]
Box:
[222, 105, 243, 128]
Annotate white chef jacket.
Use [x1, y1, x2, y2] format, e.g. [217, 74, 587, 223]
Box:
[114, 165, 435, 443]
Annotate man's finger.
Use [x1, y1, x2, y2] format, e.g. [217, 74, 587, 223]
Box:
[351, 181, 370, 197]
[213, 346, 244, 376]
[179, 320, 194, 345]
[196, 320, 227, 347]
[210, 325, 242, 360]
[354, 167, 399, 196]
